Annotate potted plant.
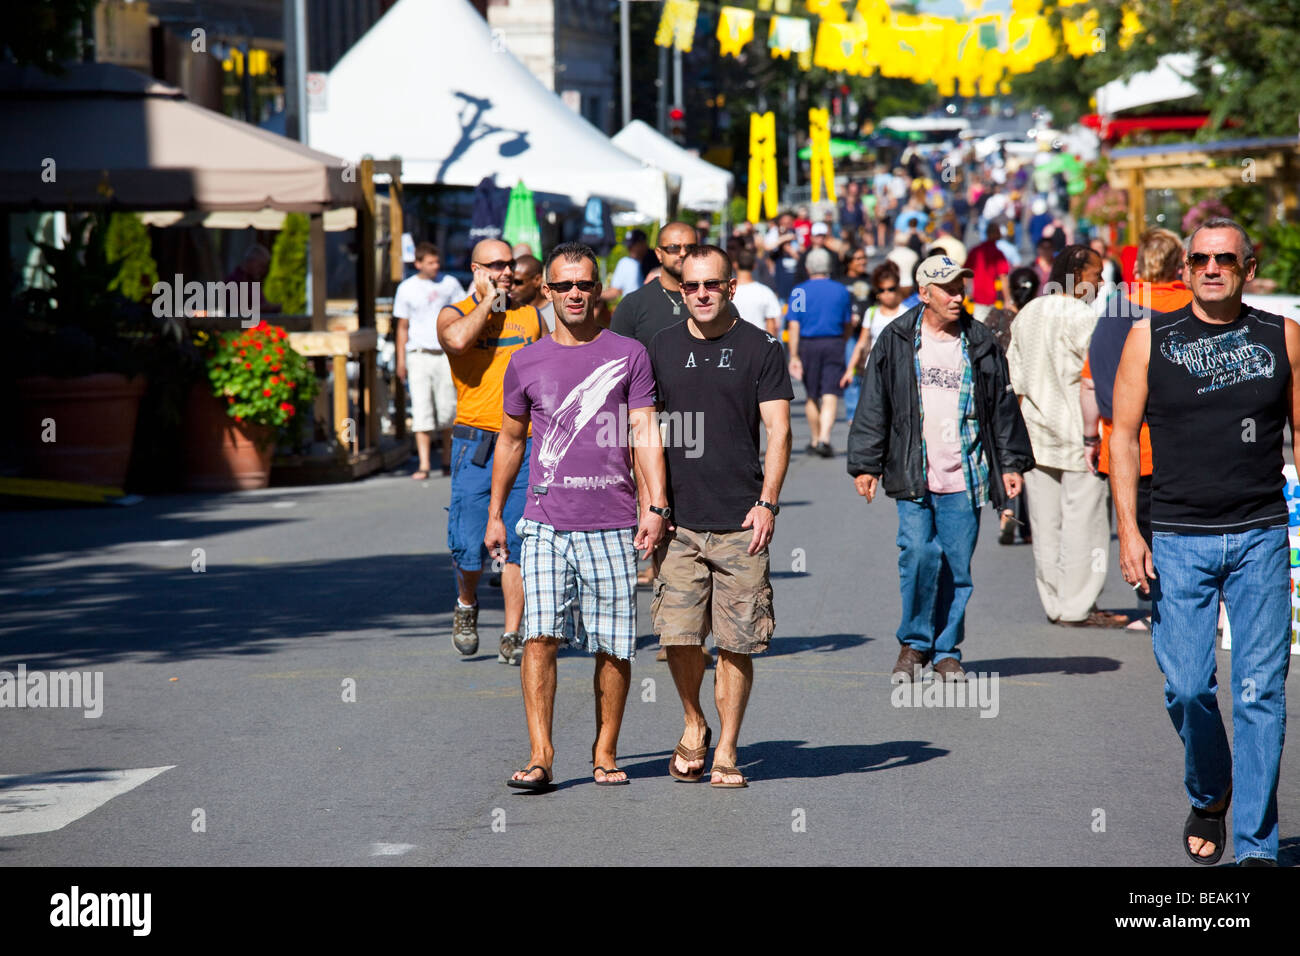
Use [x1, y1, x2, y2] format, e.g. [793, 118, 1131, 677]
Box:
[183, 321, 320, 491]
[8, 213, 190, 489]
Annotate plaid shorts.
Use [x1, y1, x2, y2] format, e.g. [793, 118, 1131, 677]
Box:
[517, 518, 639, 661]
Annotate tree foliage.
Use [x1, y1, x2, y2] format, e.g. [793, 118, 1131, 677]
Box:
[264, 213, 309, 315]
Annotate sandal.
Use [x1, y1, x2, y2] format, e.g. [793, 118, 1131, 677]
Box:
[1125, 616, 1152, 632]
[591, 742, 629, 786]
[709, 764, 748, 789]
[668, 726, 712, 781]
[1183, 790, 1230, 865]
[507, 765, 555, 793]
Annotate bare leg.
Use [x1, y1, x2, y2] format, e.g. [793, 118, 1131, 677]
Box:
[666, 645, 710, 775]
[804, 397, 821, 447]
[711, 649, 754, 785]
[456, 568, 481, 607]
[413, 430, 432, 474]
[511, 636, 560, 783]
[502, 561, 523, 633]
[592, 652, 632, 783]
[818, 395, 839, 445]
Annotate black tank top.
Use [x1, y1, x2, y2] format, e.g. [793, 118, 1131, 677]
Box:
[1146, 305, 1289, 533]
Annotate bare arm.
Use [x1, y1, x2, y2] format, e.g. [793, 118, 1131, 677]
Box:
[1081, 373, 1100, 474]
[628, 404, 669, 558]
[484, 412, 530, 563]
[438, 273, 497, 355]
[841, 322, 872, 387]
[742, 398, 792, 555]
[787, 319, 802, 376]
[395, 317, 409, 381]
[1110, 322, 1152, 593]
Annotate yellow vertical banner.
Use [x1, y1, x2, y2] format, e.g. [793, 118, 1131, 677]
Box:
[717, 6, 756, 58]
[748, 112, 779, 223]
[655, 0, 699, 52]
[809, 107, 836, 204]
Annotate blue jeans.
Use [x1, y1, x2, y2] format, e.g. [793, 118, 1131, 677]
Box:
[842, 337, 861, 422]
[1150, 527, 1291, 863]
[446, 430, 531, 572]
[896, 491, 980, 662]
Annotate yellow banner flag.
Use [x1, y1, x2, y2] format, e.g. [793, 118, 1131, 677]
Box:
[809, 107, 836, 203]
[748, 112, 779, 223]
[717, 6, 756, 58]
[655, 0, 699, 52]
[807, 0, 847, 23]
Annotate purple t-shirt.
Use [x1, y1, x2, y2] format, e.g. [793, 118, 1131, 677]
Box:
[502, 330, 657, 531]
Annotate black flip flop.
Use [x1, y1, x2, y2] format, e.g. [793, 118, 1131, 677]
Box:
[1183, 799, 1229, 865]
[592, 766, 630, 786]
[507, 765, 555, 793]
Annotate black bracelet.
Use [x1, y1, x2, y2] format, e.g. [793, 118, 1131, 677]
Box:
[1083, 435, 1101, 446]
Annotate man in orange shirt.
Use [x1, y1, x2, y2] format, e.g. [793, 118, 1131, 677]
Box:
[437, 239, 548, 663]
[1082, 227, 1191, 629]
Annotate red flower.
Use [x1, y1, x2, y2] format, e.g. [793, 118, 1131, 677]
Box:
[239, 349, 247, 357]
[271, 364, 281, 372]
[263, 354, 272, 362]
[253, 341, 263, 350]
[279, 402, 294, 412]
[270, 376, 279, 385]
[286, 406, 295, 416]
[274, 346, 284, 356]
[235, 415, 243, 422]
[263, 389, 272, 397]
[244, 362, 252, 369]
[227, 396, 235, 404]
[286, 381, 296, 388]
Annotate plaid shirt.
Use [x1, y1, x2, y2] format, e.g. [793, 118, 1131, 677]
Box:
[912, 321, 990, 509]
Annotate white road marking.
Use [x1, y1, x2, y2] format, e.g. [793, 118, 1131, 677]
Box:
[369, 842, 417, 857]
[0, 766, 174, 837]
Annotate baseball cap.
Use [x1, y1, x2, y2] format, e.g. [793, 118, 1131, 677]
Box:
[805, 248, 835, 275]
[916, 254, 973, 286]
[811, 222, 830, 236]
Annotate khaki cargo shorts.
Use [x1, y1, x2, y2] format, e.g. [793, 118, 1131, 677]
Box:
[651, 527, 774, 655]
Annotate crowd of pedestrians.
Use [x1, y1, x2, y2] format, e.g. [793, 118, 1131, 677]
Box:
[401, 170, 1290, 865]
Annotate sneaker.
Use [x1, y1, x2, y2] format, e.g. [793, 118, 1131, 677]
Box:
[498, 631, 523, 665]
[891, 645, 930, 682]
[452, 602, 479, 655]
[816, 442, 834, 458]
[804, 443, 819, 455]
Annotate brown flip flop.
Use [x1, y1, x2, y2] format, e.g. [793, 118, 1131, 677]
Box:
[668, 726, 712, 781]
[709, 764, 748, 789]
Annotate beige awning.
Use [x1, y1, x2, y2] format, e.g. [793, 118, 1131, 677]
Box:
[0, 62, 362, 212]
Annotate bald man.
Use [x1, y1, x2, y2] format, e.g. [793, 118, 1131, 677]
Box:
[437, 239, 549, 664]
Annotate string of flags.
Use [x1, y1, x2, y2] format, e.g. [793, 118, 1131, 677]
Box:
[660, 0, 1140, 97]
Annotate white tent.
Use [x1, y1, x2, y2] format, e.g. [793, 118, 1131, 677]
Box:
[1095, 54, 1201, 116]
[308, 0, 668, 221]
[611, 120, 734, 212]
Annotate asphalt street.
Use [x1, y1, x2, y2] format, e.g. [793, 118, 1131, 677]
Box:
[2, 401, 1297, 867]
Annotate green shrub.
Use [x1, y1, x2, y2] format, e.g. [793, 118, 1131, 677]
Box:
[104, 213, 159, 303]
[264, 213, 309, 314]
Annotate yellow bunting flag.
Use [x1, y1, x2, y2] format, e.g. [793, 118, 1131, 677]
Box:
[808, 108, 836, 204]
[806, 0, 847, 23]
[717, 6, 756, 58]
[748, 112, 779, 224]
[768, 14, 813, 59]
[655, 0, 699, 53]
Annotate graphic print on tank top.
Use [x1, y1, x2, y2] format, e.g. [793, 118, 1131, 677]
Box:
[1159, 324, 1276, 394]
[536, 356, 628, 487]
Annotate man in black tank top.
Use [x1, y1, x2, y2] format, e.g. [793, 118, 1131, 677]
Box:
[1110, 219, 1299, 867]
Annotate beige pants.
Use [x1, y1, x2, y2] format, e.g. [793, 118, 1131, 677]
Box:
[1023, 465, 1110, 623]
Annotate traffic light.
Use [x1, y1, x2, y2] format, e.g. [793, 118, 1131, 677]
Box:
[669, 106, 685, 144]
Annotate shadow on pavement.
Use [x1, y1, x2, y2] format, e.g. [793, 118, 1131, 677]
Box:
[0, 553, 462, 668]
[966, 656, 1122, 677]
[737, 738, 946, 780]
[767, 632, 870, 656]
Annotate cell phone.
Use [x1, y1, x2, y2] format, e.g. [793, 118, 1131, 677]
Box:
[1001, 511, 1024, 526]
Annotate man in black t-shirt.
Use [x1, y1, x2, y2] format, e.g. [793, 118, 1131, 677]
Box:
[1112, 218, 1300, 867]
[648, 245, 794, 789]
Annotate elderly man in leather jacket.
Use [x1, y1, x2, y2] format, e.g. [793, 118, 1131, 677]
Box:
[847, 255, 1034, 681]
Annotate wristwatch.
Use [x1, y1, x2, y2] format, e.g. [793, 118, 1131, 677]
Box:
[649, 504, 672, 520]
[755, 500, 780, 516]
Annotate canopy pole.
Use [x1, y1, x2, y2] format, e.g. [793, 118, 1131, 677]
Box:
[620, 0, 631, 129]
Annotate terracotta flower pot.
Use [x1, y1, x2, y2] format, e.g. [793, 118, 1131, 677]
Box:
[182, 386, 277, 491]
[16, 373, 147, 488]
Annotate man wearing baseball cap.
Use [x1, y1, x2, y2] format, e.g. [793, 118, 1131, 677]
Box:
[848, 255, 1034, 680]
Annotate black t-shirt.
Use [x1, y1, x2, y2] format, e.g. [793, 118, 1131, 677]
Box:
[1146, 304, 1289, 534]
[612, 278, 739, 349]
[648, 318, 794, 530]
[841, 274, 873, 333]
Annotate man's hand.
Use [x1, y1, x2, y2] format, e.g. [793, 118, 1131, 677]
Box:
[838, 368, 856, 389]
[634, 510, 667, 559]
[741, 505, 774, 555]
[396, 354, 408, 384]
[1084, 441, 1100, 475]
[484, 516, 509, 565]
[1002, 471, 1023, 500]
[854, 474, 879, 502]
[472, 269, 494, 302]
[1118, 526, 1156, 596]
[788, 356, 803, 381]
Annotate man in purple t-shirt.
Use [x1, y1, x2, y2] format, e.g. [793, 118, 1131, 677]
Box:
[487, 242, 670, 793]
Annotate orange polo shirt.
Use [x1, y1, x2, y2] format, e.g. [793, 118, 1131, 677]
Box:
[1083, 356, 1152, 476]
[445, 295, 544, 432]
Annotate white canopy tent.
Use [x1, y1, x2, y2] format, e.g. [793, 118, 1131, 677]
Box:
[308, 0, 668, 221]
[1095, 53, 1201, 116]
[611, 120, 733, 212]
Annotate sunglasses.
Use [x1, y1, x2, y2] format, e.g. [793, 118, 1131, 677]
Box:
[474, 259, 516, 272]
[875, 285, 898, 293]
[547, 280, 598, 293]
[659, 244, 691, 255]
[1186, 251, 1251, 271]
[681, 279, 727, 294]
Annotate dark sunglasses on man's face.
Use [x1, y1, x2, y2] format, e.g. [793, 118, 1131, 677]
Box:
[547, 280, 598, 294]
[681, 279, 727, 294]
[659, 244, 691, 255]
[475, 259, 515, 272]
[1186, 251, 1250, 271]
